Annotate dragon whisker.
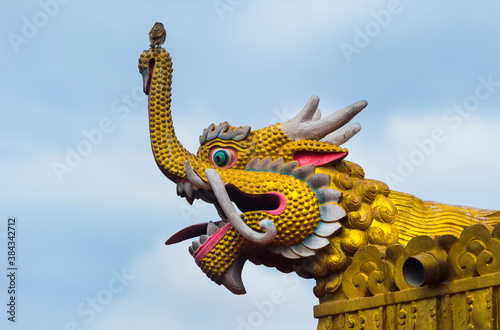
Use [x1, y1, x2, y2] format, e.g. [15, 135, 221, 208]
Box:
[205, 168, 277, 245]
[185, 160, 212, 189]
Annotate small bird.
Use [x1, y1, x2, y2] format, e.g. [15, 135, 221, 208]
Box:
[149, 22, 166, 49]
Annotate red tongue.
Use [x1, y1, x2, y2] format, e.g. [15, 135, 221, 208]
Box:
[165, 221, 222, 245]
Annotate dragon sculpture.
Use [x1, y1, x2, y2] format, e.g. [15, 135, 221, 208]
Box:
[139, 34, 500, 328]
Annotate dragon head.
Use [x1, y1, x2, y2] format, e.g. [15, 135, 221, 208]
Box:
[139, 46, 398, 296]
[166, 101, 368, 293]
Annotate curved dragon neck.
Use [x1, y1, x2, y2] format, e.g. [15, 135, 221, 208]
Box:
[139, 48, 192, 181]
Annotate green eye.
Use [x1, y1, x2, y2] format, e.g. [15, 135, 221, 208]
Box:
[209, 147, 237, 168]
[213, 150, 229, 166]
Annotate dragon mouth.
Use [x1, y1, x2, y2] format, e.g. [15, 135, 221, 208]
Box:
[164, 162, 282, 294]
[226, 185, 286, 216]
[165, 183, 284, 247]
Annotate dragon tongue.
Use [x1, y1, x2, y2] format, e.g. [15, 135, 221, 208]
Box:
[165, 222, 210, 245]
[220, 257, 247, 295]
[166, 220, 226, 245]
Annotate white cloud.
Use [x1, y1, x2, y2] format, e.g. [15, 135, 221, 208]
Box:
[348, 110, 500, 209]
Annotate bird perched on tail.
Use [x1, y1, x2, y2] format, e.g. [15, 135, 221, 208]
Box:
[149, 22, 166, 49]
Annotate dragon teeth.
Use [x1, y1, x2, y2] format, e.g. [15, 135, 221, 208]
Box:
[189, 222, 225, 257]
[177, 180, 205, 202]
[192, 241, 201, 251]
[200, 234, 209, 244]
[207, 221, 219, 236]
[221, 257, 247, 295]
[218, 221, 227, 229]
[184, 182, 194, 198]
[176, 182, 185, 196]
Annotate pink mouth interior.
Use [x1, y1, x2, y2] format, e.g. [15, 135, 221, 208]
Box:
[226, 185, 286, 216]
[262, 192, 287, 215]
[165, 186, 286, 264]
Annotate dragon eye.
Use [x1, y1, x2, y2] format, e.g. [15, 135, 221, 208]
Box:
[209, 147, 238, 168]
[213, 150, 229, 166]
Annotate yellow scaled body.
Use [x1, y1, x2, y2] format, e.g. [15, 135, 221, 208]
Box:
[139, 34, 500, 329]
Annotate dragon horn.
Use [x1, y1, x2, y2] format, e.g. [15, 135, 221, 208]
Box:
[319, 122, 361, 145]
[282, 96, 367, 144]
[291, 95, 322, 123]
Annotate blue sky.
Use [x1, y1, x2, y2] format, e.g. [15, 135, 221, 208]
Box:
[2, 1, 500, 329]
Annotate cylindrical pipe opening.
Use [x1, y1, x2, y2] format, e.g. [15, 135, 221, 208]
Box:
[403, 253, 440, 287]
